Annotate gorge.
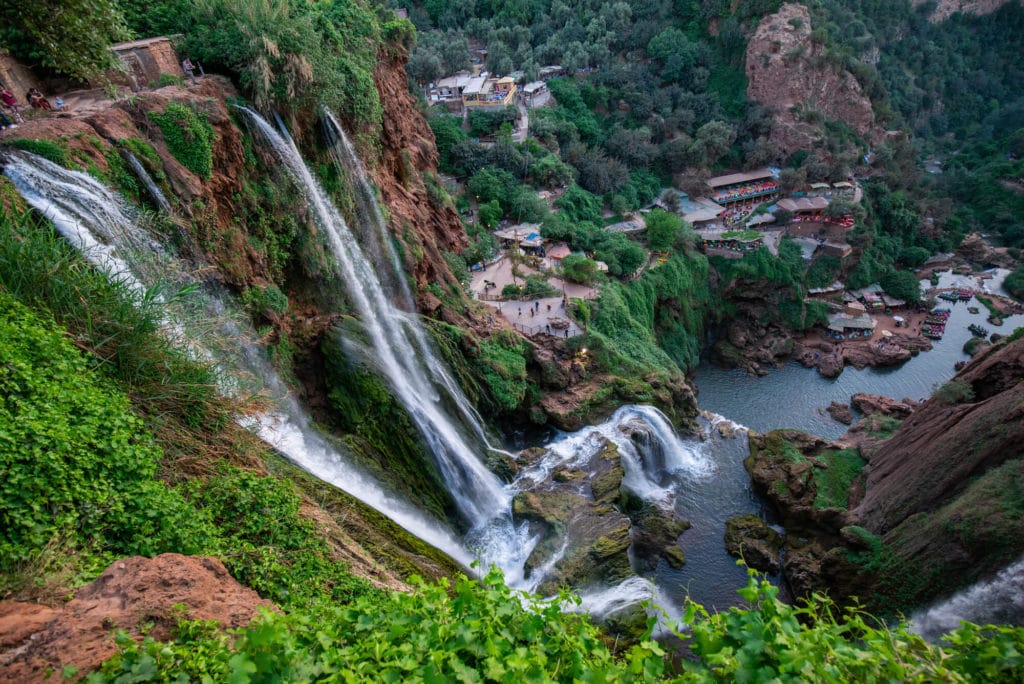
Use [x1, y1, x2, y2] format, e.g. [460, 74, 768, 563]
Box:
[2, 0, 1024, 680]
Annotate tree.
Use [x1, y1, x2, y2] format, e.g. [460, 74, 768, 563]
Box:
[897, 245, 931, 267]
[0, 0, 128, 80]
[478, 200, 503, 228]
[645, 209, 683, 251]
[555, 184, 603, 224]
[467, 167, 517, 205]
[561, 253, 599, 283]
[407, 47, 444, 87]
[530, 155, 576, 188]
[429, 115, 468, 172]
[880, 269, 922, 303]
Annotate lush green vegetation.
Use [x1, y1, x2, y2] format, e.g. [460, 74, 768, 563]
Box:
[88, 566, 1024, 682]
[812, 448, 867, 510]
[148, 102, 216, 179]
[0, 0, 126, 80]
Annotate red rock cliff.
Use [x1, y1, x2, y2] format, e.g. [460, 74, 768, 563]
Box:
[745, 3, 876, 156]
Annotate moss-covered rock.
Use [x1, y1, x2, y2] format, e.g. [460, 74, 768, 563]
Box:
[321, 325, 456, 522]
[629, 502, 691, 572]
[724, 515, 783, 574]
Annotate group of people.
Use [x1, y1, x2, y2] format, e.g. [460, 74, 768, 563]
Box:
[0, 86, 62, 130]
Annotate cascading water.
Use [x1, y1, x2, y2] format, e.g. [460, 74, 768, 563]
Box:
[3, 151, 150, 293]
[238, 106, 511, 529]
[121, 150, 172, 214]
[5, 137, 755, 614]
[910, 557, 1024, 642]
[1, 148, 476, 570]
[320, 110, 509, 457]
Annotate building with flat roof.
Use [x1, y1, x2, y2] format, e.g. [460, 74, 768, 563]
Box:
[777, 196, 829, 216]
[826, 313, 876, 339]
[706, 168, 779, 206]
[463, 75, 517, 108]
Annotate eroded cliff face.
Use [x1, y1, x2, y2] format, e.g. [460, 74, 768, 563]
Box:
[743, 336, 1024, 611]
[855, 336, 1024, 533]
[745, 3, 876, 157]
[368, 45, 467, 300]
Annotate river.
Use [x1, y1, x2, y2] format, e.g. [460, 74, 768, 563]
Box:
[695, 271, 1024, 440]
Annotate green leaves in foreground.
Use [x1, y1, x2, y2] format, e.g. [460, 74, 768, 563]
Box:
[92, 568, 1024, 683]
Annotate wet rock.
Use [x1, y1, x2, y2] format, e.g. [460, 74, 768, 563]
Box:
[629, 502, 691, 572]
[724, 515, 783, 574]
[513, 438, 635, 594]
[826, 401, 854, 425]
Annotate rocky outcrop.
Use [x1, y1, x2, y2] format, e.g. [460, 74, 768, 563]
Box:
[855, 337, 1024, 533]
[957, 232, 1017, 269]
[913, 0, 1016, 22]
[513, 436, 691, 594]
[0, 555, 272, 682]
[826, 401, 853, 425]
[793, 332, 930, 378]
[850, 393, 916, 419]
[745, 3, 876, 157]
[724, 515, 782, 574]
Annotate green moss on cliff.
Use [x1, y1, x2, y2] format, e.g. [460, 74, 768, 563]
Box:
[321, 324, 456, 522]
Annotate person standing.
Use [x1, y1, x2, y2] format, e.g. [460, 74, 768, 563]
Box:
[181, 58, 197, 84]
[1, 88, 22, 123]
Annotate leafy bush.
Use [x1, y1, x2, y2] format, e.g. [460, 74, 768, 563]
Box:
[157, 72, 185, 87]
[148, 102, 216, 179]
[476, 331, 529, 411]
[1005, 265, 1024, 301]
[644, 209, 683, 251]
[93, 567, 1024, 683]
[933, 379, 975, 405]
[561, 253, 599, 284]
[523, 275, 559, 298]
[0, 293, 217, 577]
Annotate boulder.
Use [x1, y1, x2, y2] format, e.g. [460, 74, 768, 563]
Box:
[724, 515, 783, 574]
[850, 393, 915, 419]
[826, 401, 854, 425]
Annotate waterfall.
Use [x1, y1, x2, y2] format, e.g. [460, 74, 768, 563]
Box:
[1, 148, 476, 570]
[3, 151, 150, 294]
[910, 557, 1024, 642]
[237, 107, 510, 528]
[320, 109, 512, 458]
[520, 405, 715, 503]
[122, 150, 172, 214]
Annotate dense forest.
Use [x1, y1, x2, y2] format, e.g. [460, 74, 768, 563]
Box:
[2, 0, 1024, 680]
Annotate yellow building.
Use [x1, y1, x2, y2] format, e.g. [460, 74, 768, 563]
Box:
[462, 75, 517, 108]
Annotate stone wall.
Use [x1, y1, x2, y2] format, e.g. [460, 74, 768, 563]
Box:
[110, 37, 183, 91]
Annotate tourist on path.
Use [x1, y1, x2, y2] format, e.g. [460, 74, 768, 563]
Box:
[1, 88, 22, 122]
[0, 109, 16, 130]
[182, 58, 197, 84]
[26, 88, 52, 110]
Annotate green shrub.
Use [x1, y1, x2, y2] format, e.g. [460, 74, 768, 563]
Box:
[157, 72, 184, 87]
[523, 275, 559, 298]
[0, 293, 217, 578]
[476, 331, 529, 411]
[241, 283, 289, 317]
[933, 379, 975, 405]
[7, 138, 72, 168]
[148, 102, 216, 179]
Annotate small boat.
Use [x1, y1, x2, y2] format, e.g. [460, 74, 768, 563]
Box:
[968, 306, 979, 314]
[939, 292, 959, 302]
[968, 324, 988, 337]
[954, 361, 966, 370]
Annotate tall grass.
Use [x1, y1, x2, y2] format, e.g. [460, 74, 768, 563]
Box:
[0, 210, 233, 434]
